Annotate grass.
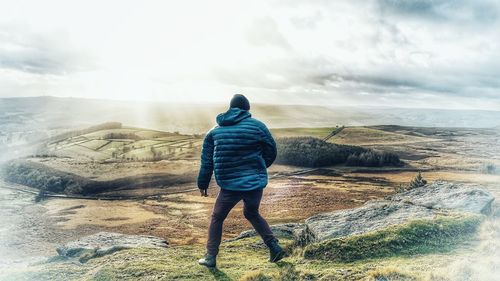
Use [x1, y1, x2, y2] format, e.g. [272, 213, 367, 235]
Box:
[365, 267, 419, 281]
[5, 238, 295, 281]
[2, 214, 485, 281]
[303, 214, 483, 262]
[330, 127, 432, 146]
[239, 271, 273, 281]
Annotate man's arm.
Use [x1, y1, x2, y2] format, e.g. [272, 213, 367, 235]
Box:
[197, 131, 215, 191]
[259, 124, 277, 168]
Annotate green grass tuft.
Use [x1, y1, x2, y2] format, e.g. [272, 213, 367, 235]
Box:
[303, 214, 483, 262]
[365, 267, 419, 281]
[239, 271, 272, 281]
[275, 264, 301, 281]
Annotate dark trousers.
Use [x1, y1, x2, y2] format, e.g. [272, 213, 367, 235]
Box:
[206, 188, 276, 256]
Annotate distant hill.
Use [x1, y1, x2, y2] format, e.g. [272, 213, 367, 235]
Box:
[1, 96, 500, 160]
[2, 97, 499, 132]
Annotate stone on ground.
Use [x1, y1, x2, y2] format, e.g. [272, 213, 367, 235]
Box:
[56, 232, 168, 262]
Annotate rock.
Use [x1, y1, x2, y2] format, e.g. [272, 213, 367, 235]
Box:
[301, 181, 495, 244]
[492, 202, 500, 218]
[389, 181, 495, 215]
[225, 223, 305, 242]
[222, 181, 495, 249]
[57, 232, 168, 262]
[302, 200, 437, 243]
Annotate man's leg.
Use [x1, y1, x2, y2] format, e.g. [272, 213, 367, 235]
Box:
[242, 188, 284, 262]
[206, 189, 241, 256]
[241, 188, 276, 245]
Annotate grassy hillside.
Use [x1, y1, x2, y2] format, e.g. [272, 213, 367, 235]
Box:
[330, 127, 435, 146]
[271, 126, 435, 146]
[2, 159, 195, 195]
[38, 124, 203, 162]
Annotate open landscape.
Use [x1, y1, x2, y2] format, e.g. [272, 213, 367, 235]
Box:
[2, 1, 500, 279]
[1, 100, 499, 280]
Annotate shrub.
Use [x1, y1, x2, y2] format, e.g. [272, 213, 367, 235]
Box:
[2, 160, 90, 195]
[345, 151, 401, 167]
[35, 187, 47, 202]
[275, 137, 402, 168]
[408, 172, 427, 190]
[395, 172, 427, 193]
[103, 132, 142, 140]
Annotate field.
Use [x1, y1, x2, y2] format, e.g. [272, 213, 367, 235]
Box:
[43, 125, 203, 162]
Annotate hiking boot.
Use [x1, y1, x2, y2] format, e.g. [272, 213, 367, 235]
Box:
[198, 254, 216, 268]
[267, 239, 285, 262]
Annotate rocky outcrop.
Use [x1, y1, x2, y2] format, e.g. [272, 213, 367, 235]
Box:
[389, 181, 494, 215]
[301, 181, 494, 244]
[223, 181, 494, 258]
[302, 200, 437, 244]
[57, 232, 168, 262]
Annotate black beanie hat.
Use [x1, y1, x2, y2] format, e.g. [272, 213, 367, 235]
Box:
[230, 94, 250, 110]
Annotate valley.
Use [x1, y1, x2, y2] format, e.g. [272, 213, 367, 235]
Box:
[1, 120, 499, 280]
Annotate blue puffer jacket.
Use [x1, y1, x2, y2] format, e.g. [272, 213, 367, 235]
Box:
[197, 108, 277, 191]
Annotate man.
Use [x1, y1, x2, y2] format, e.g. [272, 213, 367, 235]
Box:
[197, 94, 284, 268]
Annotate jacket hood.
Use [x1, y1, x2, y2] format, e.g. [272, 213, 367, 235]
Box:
[216, 107, 251, 126]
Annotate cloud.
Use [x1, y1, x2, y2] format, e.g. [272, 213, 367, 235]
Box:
[377, 0, 499, 24]
[246, 17, 291, 49]
[290, 11, 323, 30]
[220, 0, 500, 107]
[0, 0, 499, 110]
[0, 24, 93, 75]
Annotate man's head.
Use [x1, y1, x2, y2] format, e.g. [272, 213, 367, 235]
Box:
[230, 94, 250, 111]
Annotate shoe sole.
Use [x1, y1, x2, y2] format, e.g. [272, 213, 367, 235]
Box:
[199, 262, 216, 268]
[198, 261, 216, 268]
[270, 251, 285, 263]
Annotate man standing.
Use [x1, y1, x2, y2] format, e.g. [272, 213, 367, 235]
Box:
[197, 94, 284, 268]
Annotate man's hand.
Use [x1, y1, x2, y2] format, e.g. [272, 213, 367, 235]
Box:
[200, 189, 208, 197]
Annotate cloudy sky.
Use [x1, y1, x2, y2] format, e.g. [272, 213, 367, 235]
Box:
[0, 0, 499, 110]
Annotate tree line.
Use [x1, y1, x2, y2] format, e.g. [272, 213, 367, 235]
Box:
[275, 137, 402, 167]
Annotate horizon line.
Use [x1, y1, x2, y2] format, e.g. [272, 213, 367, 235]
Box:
[1, 95, 500, 113]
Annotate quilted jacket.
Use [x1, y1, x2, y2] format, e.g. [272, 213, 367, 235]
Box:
[197, 107, 277, 191]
